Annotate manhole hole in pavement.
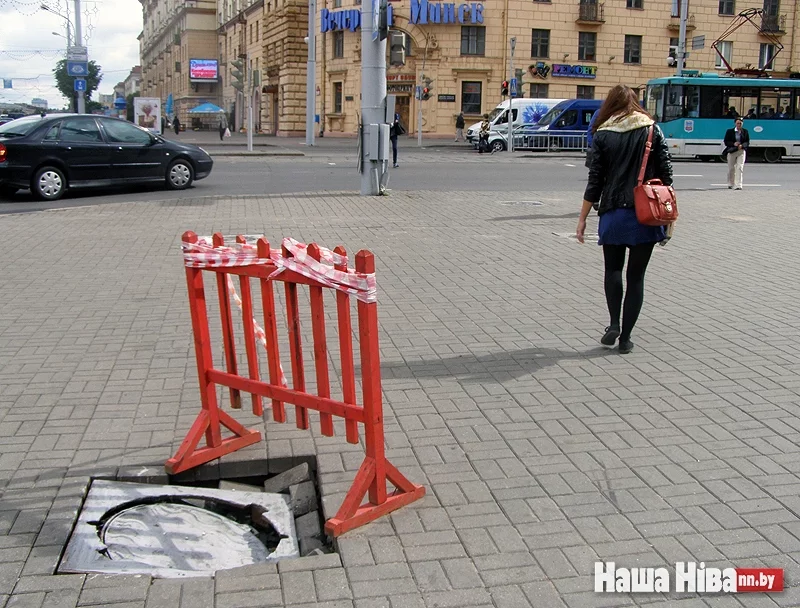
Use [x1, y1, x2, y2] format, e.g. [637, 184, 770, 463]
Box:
[499, 200, 545, 207]
[58, 461, 333, 578]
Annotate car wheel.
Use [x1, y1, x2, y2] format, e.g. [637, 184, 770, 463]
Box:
[0, 185, 18, 199]
[763, 148, 782, 163]
[491, 140, 506, 152]
[32, 166, 66, 201]
[166, 159, 194, 190]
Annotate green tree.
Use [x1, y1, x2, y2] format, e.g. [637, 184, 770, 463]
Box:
[52, 59, 102, 111]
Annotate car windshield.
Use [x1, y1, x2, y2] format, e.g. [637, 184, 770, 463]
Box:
[0, 115, 45, 137]
[537, 102, 568, 125]
[487, 107, 506, 122]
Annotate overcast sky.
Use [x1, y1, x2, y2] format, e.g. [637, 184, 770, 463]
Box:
[0, 0, 142, 108]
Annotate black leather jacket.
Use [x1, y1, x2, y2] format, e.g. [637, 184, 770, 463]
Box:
[584, 123, 673, 215]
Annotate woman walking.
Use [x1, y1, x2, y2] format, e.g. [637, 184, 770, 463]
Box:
[576, 84, 673, 354]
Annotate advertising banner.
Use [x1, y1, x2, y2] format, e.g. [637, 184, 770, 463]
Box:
[133, 97, 162, 134]
[189, 59, 219, 81]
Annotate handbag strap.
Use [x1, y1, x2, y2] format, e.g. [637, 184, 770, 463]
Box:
[637, 125, 655, 186]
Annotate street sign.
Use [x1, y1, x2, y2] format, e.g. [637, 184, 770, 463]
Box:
[510, 77, 518, 96]
[691, 35, 705, 50]
[67, 46, 88, 62]
[74, 78, 86, 92]
[67, 61, 89, 77]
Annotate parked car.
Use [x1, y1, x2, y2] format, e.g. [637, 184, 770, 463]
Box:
[0, 114, 213, 201]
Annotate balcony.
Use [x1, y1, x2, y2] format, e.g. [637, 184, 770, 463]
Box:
[760, 14, 786, 35]
[576, 3, 605, 24]
[668, 14, 695, 30]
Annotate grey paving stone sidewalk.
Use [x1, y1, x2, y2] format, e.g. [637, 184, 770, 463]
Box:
[0, 187, 798, 608]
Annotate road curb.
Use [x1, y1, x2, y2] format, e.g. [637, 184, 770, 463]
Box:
[209, 151, 305, 157]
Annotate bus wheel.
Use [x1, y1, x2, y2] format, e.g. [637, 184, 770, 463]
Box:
[763, 148, 782, 164]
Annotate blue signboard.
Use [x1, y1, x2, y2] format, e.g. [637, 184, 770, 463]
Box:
[74, 78, 86, 92]
[320, 1, 483, 32]
[67, 61, 89, 77]
[510, 77, 517, 97]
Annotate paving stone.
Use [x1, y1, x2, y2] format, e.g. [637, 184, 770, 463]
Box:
[289, 481, 318, 517]
[263, 463, 312, 493]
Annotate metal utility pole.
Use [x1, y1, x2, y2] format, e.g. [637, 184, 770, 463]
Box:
[74, 0, 85, 113]
[306, 0, 316, 146]
[247, 67, 254, 152]
[360, 0, 387, 195]
[676, 0, 689, 76]
[417, 35, 429, 147]
[509, 37, 515, 153]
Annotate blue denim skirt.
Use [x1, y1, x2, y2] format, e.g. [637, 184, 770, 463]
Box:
[598, 208, 666, 246]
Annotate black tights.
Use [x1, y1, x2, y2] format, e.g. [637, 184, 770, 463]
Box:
[603, 244, 655, 341]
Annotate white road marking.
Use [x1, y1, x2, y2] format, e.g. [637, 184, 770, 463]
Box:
[710, 183, 781, 187]
[565, 163, 576, 167]
[674, 174, 703, 177]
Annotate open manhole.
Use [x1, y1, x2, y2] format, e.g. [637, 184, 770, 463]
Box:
[59, 480, 302, 578]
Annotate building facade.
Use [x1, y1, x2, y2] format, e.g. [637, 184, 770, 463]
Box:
[124, 66, 143, 97]
[139, 0, 219, 126]
[316, 0, 800, 135]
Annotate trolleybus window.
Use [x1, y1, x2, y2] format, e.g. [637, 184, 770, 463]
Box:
[759, 89, 793, 118]
[664, 85, 700, 120]
[645, 84, 663, 121]
[722, 88, 760, 119]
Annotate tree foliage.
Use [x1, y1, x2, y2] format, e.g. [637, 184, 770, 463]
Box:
[52, 59, 102, 106]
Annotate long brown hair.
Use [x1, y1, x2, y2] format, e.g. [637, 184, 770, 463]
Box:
[591, 84, 652, 134]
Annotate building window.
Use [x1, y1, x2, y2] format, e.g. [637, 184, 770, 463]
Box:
[333, 0, 341, 7]
[256, 21, 259, 42]
[531, 29, 549, 58]
[759, 43, 776, 69]
[577, 85, 595, 99]
[530, 83, 549, 98]
[715, 41, 732, 68]
[461, 81, 482, 114]
[624, 35, 642, 64]
[333, 31, 344, 58]
[671, 0, 679, 16]
[333, 82, 343, 113]
[461, 26, 485, 56]
[668, 37, 679, 66]
[719, 0, 735, 14]
[578, 32, 596, 61]
[626, 0, 643, 8]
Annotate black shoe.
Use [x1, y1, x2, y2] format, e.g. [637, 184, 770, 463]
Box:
[619, 339, 634, 354]
[601, 326, 620, 346]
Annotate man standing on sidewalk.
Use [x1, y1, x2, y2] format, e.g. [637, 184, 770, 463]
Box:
[724, 117, 749, 190]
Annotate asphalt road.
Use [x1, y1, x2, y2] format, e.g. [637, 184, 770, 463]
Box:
[1, 145, 798, 214]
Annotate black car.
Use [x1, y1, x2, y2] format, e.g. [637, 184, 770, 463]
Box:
[0, 114, 213, 201]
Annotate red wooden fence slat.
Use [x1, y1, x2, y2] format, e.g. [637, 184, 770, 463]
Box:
[236, 235, 263, 417]
[257, 238, 286, 423]
[334, 245, 359, 444]
[355, 250, 387, 506]
[212, 233, 242, 409]
[283, 242, 309, 430]
[308, 244, 334, 437]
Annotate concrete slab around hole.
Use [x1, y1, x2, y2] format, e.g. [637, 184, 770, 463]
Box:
[59, 480, 299, 578]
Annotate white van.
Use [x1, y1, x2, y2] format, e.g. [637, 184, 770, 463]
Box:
[466, 98, 566, 149]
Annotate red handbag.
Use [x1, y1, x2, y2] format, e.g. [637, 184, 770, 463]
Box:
[634, 125, 678, 226]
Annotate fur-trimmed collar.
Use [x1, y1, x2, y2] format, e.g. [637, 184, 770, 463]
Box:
[597, 112, 654, 133]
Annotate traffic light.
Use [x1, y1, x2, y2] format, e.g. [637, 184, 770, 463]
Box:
[230, 59, 245, 92]
[421, 76, 433, 101]
[501, 80, 509, 96]
[389, 31, 405, 67]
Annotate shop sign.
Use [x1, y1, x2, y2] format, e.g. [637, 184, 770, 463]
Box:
[410, 0, 484, 24]
[551, 64, 597, 79]
[320, 5, 394, 32]
[387, 74, 416, 81]
[388, 84, 414, 93]
[438, 94, 456, 102]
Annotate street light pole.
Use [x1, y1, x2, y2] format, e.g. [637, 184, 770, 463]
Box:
[73, 0, 85, 113]
[676, 0, 688, 76]
[305, 0, 316, 146]
[509, 37, 515, 154]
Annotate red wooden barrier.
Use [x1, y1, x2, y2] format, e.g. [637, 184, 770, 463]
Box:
[167, 232, 425, 536]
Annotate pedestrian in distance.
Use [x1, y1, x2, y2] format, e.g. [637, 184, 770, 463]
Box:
[173, 115, 181, 135]
[478, 113, 490, 154]
[723, 117, 749, 190]
[576, 84, 673, 355]
[389, 113, 405, 168]
[218, 113, 228, 141]
[455, 112, 465, 142]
